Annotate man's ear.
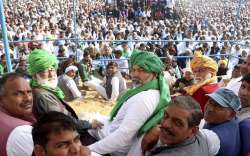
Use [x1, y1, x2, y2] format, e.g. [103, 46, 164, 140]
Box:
[228, 110, 236, 121]
[190, 126, 199, 136]
[0, 94, 4, 102]
[33, 145, 46, 156]
[32, 75, 37, 80]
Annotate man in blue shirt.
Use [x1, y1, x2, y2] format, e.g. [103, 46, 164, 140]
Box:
[203, 88, 241, 156]
[238, 73, 250, 156]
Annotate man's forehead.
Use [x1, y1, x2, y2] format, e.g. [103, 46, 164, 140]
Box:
[165, 105, 190, 118]
[47, 130, 79, 141]
[5, 78, 31, 90]
[246, 57, 250, 63]
[242, 81, 250, 87]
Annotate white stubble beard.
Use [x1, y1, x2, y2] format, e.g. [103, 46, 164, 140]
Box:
[36, 74, 58, 89]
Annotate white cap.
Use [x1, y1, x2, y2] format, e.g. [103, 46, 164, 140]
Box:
[65, 65, 78, 73]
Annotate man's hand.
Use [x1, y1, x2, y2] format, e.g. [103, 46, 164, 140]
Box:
[80, 146, 91, 156]
[141, 125, 161, 154]
[91, 119, 104, 129]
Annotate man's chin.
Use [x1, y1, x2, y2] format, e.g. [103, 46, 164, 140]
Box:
[38, 80, 58, 88]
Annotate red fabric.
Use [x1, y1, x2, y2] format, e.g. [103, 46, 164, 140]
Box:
[192, 83, 219, 112]
[0, 109, 34, 156]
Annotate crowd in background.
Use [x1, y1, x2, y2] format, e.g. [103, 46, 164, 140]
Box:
[1, 1, 250, 156]
[0, 0, 250, 78]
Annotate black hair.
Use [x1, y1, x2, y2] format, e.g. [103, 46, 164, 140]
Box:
[106, 61, 118, 68]
[242, 73, 250, 84]
[114, 50, 122, 55]
[32, 111, 77, 148]
[169, 96, 203, 127]
[0, 72, 25, 96]
[83, 51, 90, 57]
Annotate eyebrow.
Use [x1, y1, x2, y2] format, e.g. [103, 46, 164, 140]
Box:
[55, 134, 80, 145]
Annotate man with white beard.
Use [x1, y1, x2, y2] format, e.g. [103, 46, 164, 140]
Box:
[28, 49, 103, 145]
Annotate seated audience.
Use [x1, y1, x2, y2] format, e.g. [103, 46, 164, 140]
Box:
[58, 65, 83, 101]
[94, 62, 127, 101]
[28, 49, 103, 145]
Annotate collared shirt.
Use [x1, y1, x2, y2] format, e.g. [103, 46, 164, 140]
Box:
[144, 129, 220, 156]
[238, 107, 250, 122]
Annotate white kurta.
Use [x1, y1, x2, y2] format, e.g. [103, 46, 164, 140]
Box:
[225, 76, 242, 95]
[88, 90, 160, 156]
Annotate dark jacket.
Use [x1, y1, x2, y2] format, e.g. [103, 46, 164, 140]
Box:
[32, 88, 91, 133]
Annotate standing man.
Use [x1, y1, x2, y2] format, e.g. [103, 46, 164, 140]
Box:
[227, 54, 250, 94]
[184, 51, 219, 111]
[28, 49, 102, 144]
[203, 88, 241, 156]
[0, 73, 35, 156]
[58, 65, 82, 102]
[88, 51, 171, 155]
[238, 73, 250, 156]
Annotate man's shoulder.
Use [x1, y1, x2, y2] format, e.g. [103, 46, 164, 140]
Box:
[32, 88, 60, 102]
[199, 83, 219, 93]
[32, 87, 53, 95]
[240, 117, 250, 128]
[6, 125, 34, 156]
[0, 110, 31, 125]
[129, 89, 160, 101]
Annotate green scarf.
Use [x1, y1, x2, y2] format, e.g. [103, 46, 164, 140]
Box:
[110, 74, 170, 136]
[30, 79, 65, 99]
[0, 64, 4, 76]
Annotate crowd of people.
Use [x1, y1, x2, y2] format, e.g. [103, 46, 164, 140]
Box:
[0, 0, 250, 156]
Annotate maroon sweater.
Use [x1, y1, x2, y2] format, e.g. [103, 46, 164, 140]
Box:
[0, 108, 35, 156]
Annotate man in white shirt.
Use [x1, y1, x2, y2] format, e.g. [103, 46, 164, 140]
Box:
[226, 54, 250, 95]
[113, 50, 129, 76]
[58, 65, 82, 102]
[0, 73, 35, 156]
[88, 51, 171, 156]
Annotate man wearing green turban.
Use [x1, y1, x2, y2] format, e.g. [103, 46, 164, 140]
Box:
[88, 50, 171, 155]
[28, 49, 103, 144]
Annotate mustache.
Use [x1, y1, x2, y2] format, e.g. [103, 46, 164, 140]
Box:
[160, 126, 175, 137]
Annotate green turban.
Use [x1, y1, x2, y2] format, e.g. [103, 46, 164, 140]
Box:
[110, 49, 171, 136]
[28, 49, 58, 75]
[129, 49, 164, 74]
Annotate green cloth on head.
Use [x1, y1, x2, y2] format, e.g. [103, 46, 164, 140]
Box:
[28, 49, 58, 75]
[129, 49, 164, 73]
[110, 50, 171, 136]
[30, 79, 65, 99]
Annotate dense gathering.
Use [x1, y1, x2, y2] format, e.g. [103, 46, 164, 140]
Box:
[0, 0, 250, 156]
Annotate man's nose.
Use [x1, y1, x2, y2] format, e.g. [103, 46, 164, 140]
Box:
[161, 118, 171, 129]
[23, 92, 32, 101]
[69, 142, 80, 154]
